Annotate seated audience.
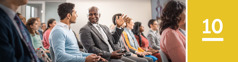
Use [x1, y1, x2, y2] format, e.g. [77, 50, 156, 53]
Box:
[147, 19, 161, 50]
[159, 1, 186, 62]
[133, 21, 162, 62]
[26, 18, 47, 51]
[43, 18, 56, 50]
[41, 23, 46, 32]
[26, 17, 51, 61]
[0, 0, 40, 61]
[122, 17, 158, 62]
[49, 3, 105, 62]
[80, 6, 133, 62]
[36, 17, 43, 40]
[111, 13, 153, 62]
[16, 12, 26, 25]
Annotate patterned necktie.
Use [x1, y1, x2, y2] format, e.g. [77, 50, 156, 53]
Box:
[14, 15, 39, 62]
[96, 25, 113, 52]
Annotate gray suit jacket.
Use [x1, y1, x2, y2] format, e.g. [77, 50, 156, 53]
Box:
[80, 22, 123, 60]
[147, 29, 161, 50]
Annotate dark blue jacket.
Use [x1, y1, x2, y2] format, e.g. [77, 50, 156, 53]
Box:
[0, 8, 33, 62]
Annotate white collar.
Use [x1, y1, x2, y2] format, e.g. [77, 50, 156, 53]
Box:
[0, 4, 16, 21]
[92, 23, 99, 27]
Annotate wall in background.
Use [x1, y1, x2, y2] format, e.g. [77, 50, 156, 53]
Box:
[17, 0, 66, 23]
[67, 0, 152, 35]
[151, 0, 185, 19]
[17, 0, 157, 36]
[45, 2, 64, 24]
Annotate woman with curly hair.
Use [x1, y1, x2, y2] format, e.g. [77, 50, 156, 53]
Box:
[159, 1, 186, 62]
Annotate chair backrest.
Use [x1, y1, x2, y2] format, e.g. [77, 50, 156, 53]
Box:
[159, 50, 169, 62]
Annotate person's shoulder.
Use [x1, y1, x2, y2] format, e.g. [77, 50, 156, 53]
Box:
[51, 25, 65, 34]
[0, 12, 10, 24]
[44, 29, 51, 34]
[161, 28, 177, 36]
[147, 33, 153, 38]
[0, 8, 7, 17]
[163, 28, 176, 33]
[81, 24, 90, 28]
[0, 15, 13, 31]
[80, 24, 91, 31]
[147, 31, 153, 35]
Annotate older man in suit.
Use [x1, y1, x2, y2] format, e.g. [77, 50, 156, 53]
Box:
[80, 6, 135, 62]
[0, 0, 40, 62]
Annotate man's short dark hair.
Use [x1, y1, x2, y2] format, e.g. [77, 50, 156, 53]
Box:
[148, 19, 157, 28]
[112, 13, 122, 25]
[58, 3, 75, 20]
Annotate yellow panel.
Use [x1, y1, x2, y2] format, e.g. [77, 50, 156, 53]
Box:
[188, 0, 238, 62]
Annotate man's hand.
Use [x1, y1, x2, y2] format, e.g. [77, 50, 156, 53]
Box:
[110, 50, 124, 59]
[131, 53, 138, 57]
[143, 52, 152, 55]
[148, 48, 158, 54]
[85, 54, 100, 62]
[116, 14, 127, 28]
[99, 57, 108, 62]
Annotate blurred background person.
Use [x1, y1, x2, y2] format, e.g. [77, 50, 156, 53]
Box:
[16, 12, 26, 25]
[133, 21, 162, 62]
[147, 19, 161, 50]
[123, 17, 158, 62]
[36, 17, 43, 40]
[43, 18, 56, 50]
[41, 23, 46, 33]
[111, 13, 152, 62]
[159, 1, 186, 62]
[26, 18, 48, 52]
[179, 21, 186, 36]
[26, 17, 50, 61]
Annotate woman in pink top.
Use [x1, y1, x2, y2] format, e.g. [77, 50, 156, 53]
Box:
[159, 1, 186, 62]
[43, 19, 56, 50]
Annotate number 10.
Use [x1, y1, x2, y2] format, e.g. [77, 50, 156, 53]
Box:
[203, 19, 223, 34]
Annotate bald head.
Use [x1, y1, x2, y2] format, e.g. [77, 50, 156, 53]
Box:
[88, 6, 100, 23]
[89, 6, 99, 13]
